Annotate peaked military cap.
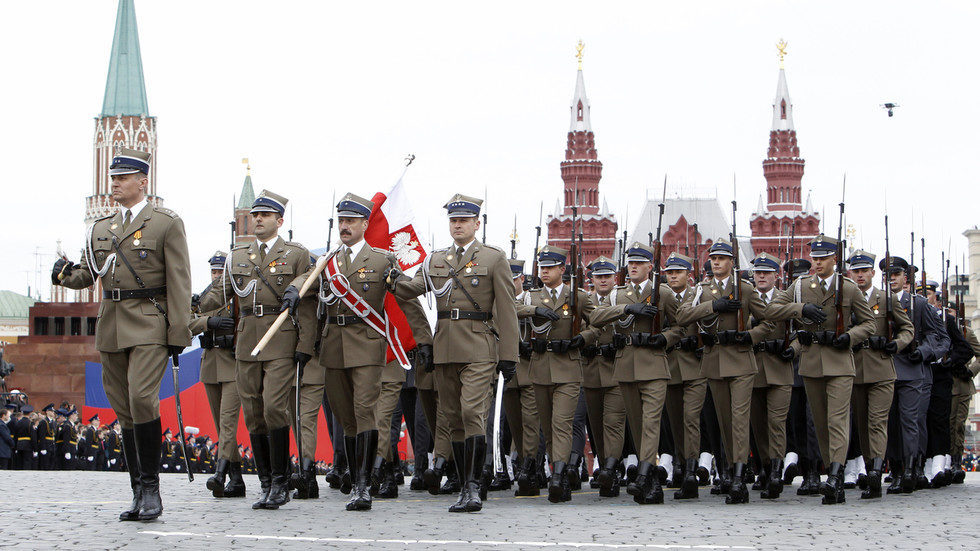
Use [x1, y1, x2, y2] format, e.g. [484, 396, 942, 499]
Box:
[879, 256, 917, 275]
[336, 192, 374, 218]
[708, 238, 734, 257]
[626, 242, 654, 263]
[444, 193, 483, 218]
[55, 408, 67, 416]
[4, 403, 18, 412]
[208, 250, 228, 269]
[163, 427, 172, 435]
[751, 252, 780, 272]
[109, 148, 151, 176]
[664, 252, 693, 271]
[42, 403, 54, 412]
[509, 259, 525, 278]
[88, 414, 99, 423]
[20, 405, 33, 414]
[783, 258, 811, 276]
[537, 245, 567, 267]
[250, 189, 288, 216]
[808, 234, 839, 258]
[915, 279, 939, 293]
[588, 255, 618, 276]
[846, 249, 876, 270]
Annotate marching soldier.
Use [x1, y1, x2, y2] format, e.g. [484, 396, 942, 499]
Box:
[764, 235, 876, 504]
[581, 256, 627, 498]
[591, 242, 684, 505]
[845, 250, 913, 498]
[949, 322, 979, 483]
[386, 193, 519, 513]
[52, 147, 191, 519]
[286, 339, 327, 500]
[191, 251, 246, 498]
[202, 189, 317, 510]
[878, 257, 948, 493]
[746, 253, 797, 499]
[517, 245, 595, 503]
[662, 252, 708, 500]
[676, 239, 772, 505]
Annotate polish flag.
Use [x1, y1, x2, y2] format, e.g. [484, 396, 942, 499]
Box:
[364, 176, 427, 367]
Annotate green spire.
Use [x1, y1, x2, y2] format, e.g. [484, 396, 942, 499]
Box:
[100, 0, 148, 117]
[237, 174, 255, 209]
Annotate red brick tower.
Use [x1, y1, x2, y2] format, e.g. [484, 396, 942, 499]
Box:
[750, 43, 820, 260]
[547, 41, 617, 265]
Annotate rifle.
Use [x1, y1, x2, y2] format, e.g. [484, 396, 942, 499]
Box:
[616, 238, 626, 285]
[883, 215, 894, 341]
[229, 206, 240, 347]
[692, 223, 700, 283]
[834, 176, 846, 337]
[920, 237, 926, 298]
[781, 220, 798, 353]
[731, 176, 745, 332]
[955, 264, 966, 337]
[482, 186, 488, 244]
[510, 214, 518, 260]
[651, 176, 667, 333]
[570, 186, 581, 335]
[530, 202, 543, 289]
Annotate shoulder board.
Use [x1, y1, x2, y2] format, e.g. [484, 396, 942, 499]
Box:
[232, 243, 250, 250]
[843, 276, 857, 284]
[614, 285, 627, 290]
[433, 246, 450, 254]
[481, 244, 505, 254]
[94, 213, 114, 222]
[284, 241, 305, 248]
[152, 206, 178, 218]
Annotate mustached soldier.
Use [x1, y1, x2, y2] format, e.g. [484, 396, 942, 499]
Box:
[53, 148, 191, 521]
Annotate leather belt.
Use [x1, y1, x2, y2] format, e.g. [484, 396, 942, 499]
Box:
[241, 304, 279, 317]
[103, 286, 166, 301]
[326, 315, 364, 326]
[437, 309, 491, 321]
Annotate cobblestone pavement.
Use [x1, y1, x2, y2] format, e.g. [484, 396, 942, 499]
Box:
[0, 471, 976, 550]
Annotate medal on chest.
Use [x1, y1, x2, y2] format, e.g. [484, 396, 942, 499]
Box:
[132, 230, 142, 247]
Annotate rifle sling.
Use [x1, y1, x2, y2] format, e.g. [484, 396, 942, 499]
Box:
[447, 266, 499, 339]
[111, 236, 170, 325]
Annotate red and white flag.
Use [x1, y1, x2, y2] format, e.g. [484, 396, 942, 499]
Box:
[364, 176, 428, 367]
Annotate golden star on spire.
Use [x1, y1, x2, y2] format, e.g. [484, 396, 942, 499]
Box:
[777, 39, 788, 68]
[242, 157, 250, 174]
[576, 40, 585, 70]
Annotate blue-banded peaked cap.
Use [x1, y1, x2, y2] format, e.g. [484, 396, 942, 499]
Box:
[708, 238, 734, 257]
[108, 148, 151, 176]
[751, 252, 780, 272]
[588, 256, 617, 276]
[336, 192, 374, 218]
[537, 245, 567, 267]
[664, 252, 693, 271]
[509, 259, 525, 277]
[250, 189, 288, 216]
[208, 250, 228, 269]
[808, 234, 839, 258]
[626, 242, 654, 262]
[444, 193, 483, 218]
[846, 249, 876, 270]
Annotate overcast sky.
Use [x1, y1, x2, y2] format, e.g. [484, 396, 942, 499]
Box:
[2, 0, 977, 298]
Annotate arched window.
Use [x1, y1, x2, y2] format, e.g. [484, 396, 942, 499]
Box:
[780, 100, 787, 119]
[577, 101, 584, 121]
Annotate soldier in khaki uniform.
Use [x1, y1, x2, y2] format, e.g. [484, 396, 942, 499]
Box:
[202, 189, 317, 511]
[747, 253, 798, 500]
[387, 193, 519, 513]
[581, 256, 627, 498]
[764, 235, 876, 504]
[845, 250, 914, 498]
[517, 245, 595, 503]
[53, 148, 191, 521]
[950, 324, 979, 483]
[661, 252, 708, 500]
[676, 239, 771, 505]
[590, 242, 684, 505]
[190, 251, 246, 498]
[286, 336, 327, 500]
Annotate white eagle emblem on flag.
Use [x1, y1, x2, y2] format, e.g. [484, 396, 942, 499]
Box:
[390, 231, 422, 266]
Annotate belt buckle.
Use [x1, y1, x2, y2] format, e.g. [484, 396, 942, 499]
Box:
[111, 288, 121, 301]
[450, 308, 461, 320]
[337, 315, 346, 326]
[254, 304, 264, 317]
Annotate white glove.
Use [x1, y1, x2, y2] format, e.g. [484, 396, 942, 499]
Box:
[176, 464, 182, 471]
[162, 464, 169, 469]
[88, 456, 94, 461]
[40, 450, 47, 455]
[33, 452, 38, 457]
[64, 453, 70, 460]
[110, 458, 116, 465]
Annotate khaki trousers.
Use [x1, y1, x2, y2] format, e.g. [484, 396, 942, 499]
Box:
[749, 385, 792, 462]
[708, 373, 755, 465]
[436, 362, 495, 441]
[533, 383, 579, 464]
[851, 380, 894, 460]
[803, 375, 853, 465]
[950, 393, 972, 457]
[584, 386, 626, 461]
[375, 381, 404, 461]
[664, 379, 707, 461]
[238, 357, 295, 433]
[287, 383, 324, 461]
[100, 345, 169, 428]
[621, 379, 667, 464]
[324, 366, 383, 436]
[502, 385, 539, 458]
[204, 381, 243, 461]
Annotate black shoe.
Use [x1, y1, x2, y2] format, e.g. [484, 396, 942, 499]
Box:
[743, 461, 756, 485]
[548, 461, 570, 503]
[515, 456, 540, 496]
[479, 463, 493, 500]
[134, 419, 163, 520]
[674, 458, 699, 500]
[441, 461, 461, 494]
[346, 430, 377, 511]
[862, 457, 884, 500]
[886, 459, 904, 495]
[669, 461, 684, 489]
[752, 465, 768, 491]
[914, 457, 928, 490]
[632, 462, 660, 504]
[264, 427, 292, 509]
[369, 456, 385, 497]
[292, 458, 317, 499]
[393, 458, 406, 486]
[821, 462, 845, 505]
[798, 463, 821, 496]
[567, 452, 582, 491]
[250, 433, 272, 509]
[450, 436, 485, 513]
[761, 458, 783, 500]
[725, 463, 749, 504]
[490, 468, 512, 491]
[952, 455, 967, 484]
[596, 457, 620, 496]
[208, 458, 231, 498]
[324, 465, 342, 489]
[119, 428, 141, 521]
[900, 455, 917, 494]
[377, 459, 399, 499]
[424, 456, 448, 496]
[340, 436, 356, 495]
[711, 461, 732, 495]
[223, 461, 246, 497]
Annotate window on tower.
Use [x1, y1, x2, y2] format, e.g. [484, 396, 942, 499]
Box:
[781, 100, 787, 119]
[577, 101, 584, 121]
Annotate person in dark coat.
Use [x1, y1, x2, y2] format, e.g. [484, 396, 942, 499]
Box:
[0, 405, 15, 469]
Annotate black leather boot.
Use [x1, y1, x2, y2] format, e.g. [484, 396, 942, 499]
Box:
[346, 430, 377, 511]
[782, 457, 799, 485]
[377, 458, 399, 499]
[393, 457, 405, 486]
[638, 462, 664, 505]
[669, 460, 684, 489]
[821, 462, 845, 504]
[134, 418, 163, 520]
[224, 461, 246, 497]
[324, 453, 344, 489]
[629, 462, 652, 504]
[250, 433, 272, 509]
[292, 458, 317, 499]
[548, 461, 571, 503]
[725, 463, 749, 504]
[341, 436, 356, 495]
[674, 458, 699, 500]
[752, 463, 768, 491]
[424, 456, 448, 496]
[119, 428, 141, 521]
[900, 455, 917, 493]
[369, 456, 385, 497]
[410, 455, 428, 490]
[711, 458, 731, 495]
[515, 456, 540, 496]
[264, 426, 292, 509]
[798, 460, 820, 496]
[567, 452, 582, 491]
[479, 462, 493, 499]
[596, 457, 620, 497]
[914, 456, 928, 490]
[743, 461, 756, 485]
[862, 457, 884, 499]
[208, 458, 231, 498]
[451, 435, 485, 512]
[886, 459, 904, 494]
[440, 460, 461, 495]
[952, 455, 966, 484]
[761, 458, 783, 499]
[490, 465, 512, 491]
[448, 441, 470, 512]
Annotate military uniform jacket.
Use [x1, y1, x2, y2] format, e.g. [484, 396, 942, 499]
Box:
[750, 289, 800, 387]
[953, 328, 980, 396]
[394, 242, 519, 365]
[56, 421, 75, 458]
[379, 296, 433, 383]
[675, 277, 771, 379]
[852, 287, 914, 384]
[203, 236, 316, 362]
[763, 274, 876, 378]
[39, 418, 56, 454]
[60, 204, 192, 352]
[583, 292, 617, 388]
[190, 301, 237, 384]
[590, 281, 684, 383]
[12, 417, 31, 451]
[890, 291, 950, 381]
[509, 291, 534, 388]
[516, 285, 596, 385]
[665, 285, 703, 384]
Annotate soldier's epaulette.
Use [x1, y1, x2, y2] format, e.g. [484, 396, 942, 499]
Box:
[232, 243, 250, 250]
[152, 206, 178, 218]
[614, 284, 628, 290]
[94, 212, 114, 222]
[284, 241, 306, 248]
[482, 244, 505, 254]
